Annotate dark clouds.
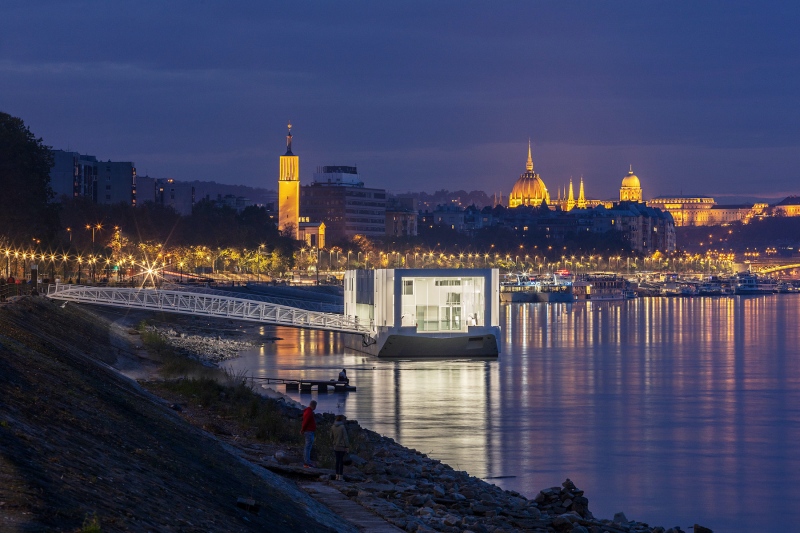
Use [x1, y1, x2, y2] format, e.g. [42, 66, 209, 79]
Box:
[2, 0, 799, 199]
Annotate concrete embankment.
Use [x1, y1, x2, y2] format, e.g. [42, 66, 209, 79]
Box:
[0, 296, 708, 533]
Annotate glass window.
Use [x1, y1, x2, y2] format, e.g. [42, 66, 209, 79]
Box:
[403, 280, 414, 295]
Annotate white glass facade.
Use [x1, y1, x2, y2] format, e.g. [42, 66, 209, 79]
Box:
[400, 276, 485, 332]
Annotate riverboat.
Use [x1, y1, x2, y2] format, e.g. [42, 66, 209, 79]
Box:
[734, 272, 777, 295]
[499, 273, 574, 303]
[343, 268, 501, 357]
[584, 273, 632, 301]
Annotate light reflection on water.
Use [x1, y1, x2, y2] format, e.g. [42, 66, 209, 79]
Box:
[225, 296, 800, 532]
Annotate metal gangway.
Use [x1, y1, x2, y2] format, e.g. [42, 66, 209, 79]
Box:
[159, 283, 344, 313]
[46, 284, 370, 335]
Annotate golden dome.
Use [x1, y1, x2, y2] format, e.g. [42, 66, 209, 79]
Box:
[510, 141, 549, 207]
[621, 165, 640, 188]
[510, 172, 549, 207]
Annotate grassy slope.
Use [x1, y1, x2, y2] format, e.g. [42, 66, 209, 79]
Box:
[0, 297, 353, 533]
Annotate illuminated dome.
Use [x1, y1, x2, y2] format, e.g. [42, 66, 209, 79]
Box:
[621, 166, 640, 188]
[509, 141, 550, 208]
[510, 174, 549, 206]
[619, 164, 643, 202]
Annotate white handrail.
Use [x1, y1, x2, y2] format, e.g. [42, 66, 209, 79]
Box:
[46, 284, 370, 334]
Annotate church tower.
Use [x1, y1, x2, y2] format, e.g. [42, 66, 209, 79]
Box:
[577, 177, 587, 209]
[278, 123, 300, 239]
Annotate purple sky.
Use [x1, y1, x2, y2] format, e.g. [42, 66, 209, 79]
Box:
[3, 1, 800, 201]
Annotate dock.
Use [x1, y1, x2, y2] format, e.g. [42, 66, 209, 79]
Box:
[251, 376, 356, 393]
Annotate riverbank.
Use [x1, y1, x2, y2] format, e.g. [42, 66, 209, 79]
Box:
[0, 297, 353, 533]
[0, 297, 707, 532]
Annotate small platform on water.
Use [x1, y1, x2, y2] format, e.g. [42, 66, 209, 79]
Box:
[252, 376, 356, 393]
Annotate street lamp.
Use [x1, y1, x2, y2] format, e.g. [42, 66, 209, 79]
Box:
[85, 223, 102, 244]
[258, 244, 265, 282]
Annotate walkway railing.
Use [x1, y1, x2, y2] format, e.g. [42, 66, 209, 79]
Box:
[160, 283, 344, 313]
[46, 284, 370, 334]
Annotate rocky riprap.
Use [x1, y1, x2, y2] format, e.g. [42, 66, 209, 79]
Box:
[145, 325, 253, 364]
[264, 413, 707, 533]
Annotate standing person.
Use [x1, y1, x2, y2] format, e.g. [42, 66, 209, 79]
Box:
[301, 400, 317, 467]
[330, 414, 349, 480]
[338, 368, 349, 385]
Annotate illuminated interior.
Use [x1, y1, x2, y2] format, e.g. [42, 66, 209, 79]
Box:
[400, 276, 485, 331]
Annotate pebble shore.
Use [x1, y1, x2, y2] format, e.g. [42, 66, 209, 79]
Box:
[145, 325, 253, 364]
[266, 406, 706, 533]
[144, 321, 710, 533]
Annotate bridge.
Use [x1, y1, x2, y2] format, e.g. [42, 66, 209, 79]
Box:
[46, 284, 370, 335]
[753, 263, 800, 275]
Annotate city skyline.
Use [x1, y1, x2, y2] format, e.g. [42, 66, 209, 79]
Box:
[3, 2, 800, 200]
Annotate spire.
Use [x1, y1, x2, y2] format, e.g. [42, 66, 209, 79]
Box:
[567, 178, 575, 211]
[285, 122, 294, 155]
[629, 164, 633, 174]
[526, 139, 533, 172]
[578, 176, 586, 208]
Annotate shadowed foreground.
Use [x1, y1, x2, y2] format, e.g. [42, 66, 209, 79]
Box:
[0, 297, 354, 533]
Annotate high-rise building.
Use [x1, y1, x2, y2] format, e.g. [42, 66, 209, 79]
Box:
[301, 166, 387, 242]
[50, 150, 136, 205]
[278, 123, 300, 239]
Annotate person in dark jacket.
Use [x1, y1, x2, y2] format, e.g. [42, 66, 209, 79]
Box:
[330, 414, 349, 480]
[300, 400, 317, 467]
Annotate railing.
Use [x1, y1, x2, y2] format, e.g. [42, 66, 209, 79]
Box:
[46, 284, 370, 334]
[160, 283, 343, 313]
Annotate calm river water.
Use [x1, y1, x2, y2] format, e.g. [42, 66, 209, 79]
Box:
[224, 295, 800, 532]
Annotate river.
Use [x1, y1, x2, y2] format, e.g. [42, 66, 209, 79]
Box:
[224, 295, 800, 532]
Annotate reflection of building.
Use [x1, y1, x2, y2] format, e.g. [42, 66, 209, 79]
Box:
[301, 166, 386, 242]
[155, 178, 195, 215]
[278, 123, 300, 239]
[50, 149, 137, 206]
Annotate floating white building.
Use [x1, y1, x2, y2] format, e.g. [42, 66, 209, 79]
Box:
[343, 268, 501, 357]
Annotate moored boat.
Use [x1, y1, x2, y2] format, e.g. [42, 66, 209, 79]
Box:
[734, 272, 777, 295]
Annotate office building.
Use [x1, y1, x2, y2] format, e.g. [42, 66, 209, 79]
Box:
[301, 166, 386, 242]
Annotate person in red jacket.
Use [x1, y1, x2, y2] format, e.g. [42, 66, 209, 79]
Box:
[301, 400, 317, 467]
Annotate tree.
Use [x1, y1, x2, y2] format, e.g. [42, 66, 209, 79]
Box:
[0, 112, 59, 244]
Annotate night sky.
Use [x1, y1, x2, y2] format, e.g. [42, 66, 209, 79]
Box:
[3, 1, 799, 201]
